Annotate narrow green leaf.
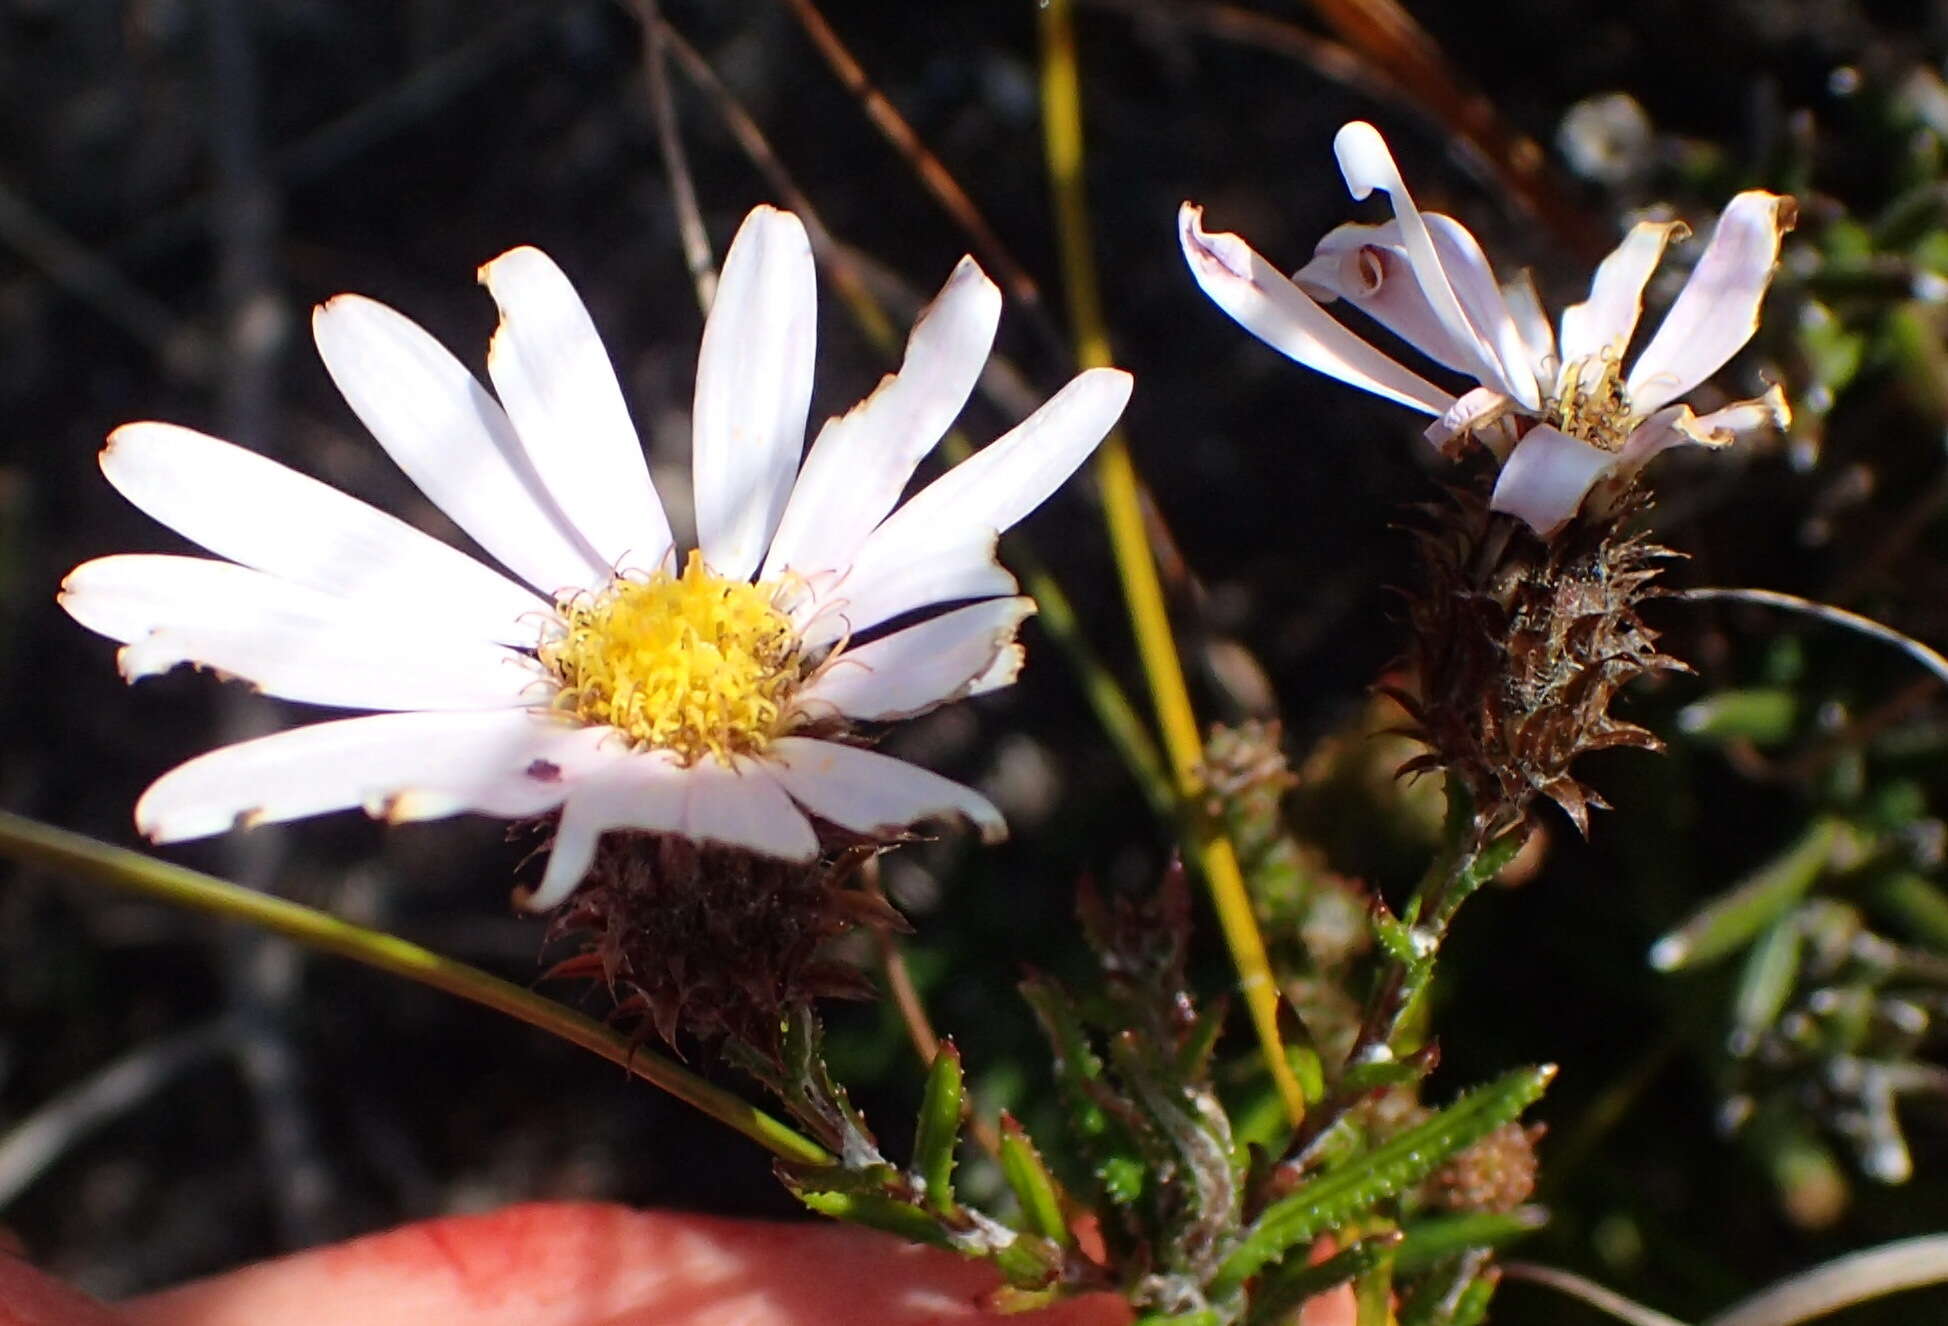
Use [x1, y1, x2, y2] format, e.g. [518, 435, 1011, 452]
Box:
[1212, 1065, 1554, 1297]
[989, 1229, 1065, 1292]
[1677, 689, 1799, 745]
[791, 1187, 950, 1248]
[1000, 1113, 1072, 1248]
[1247, 1232, 1401, 1326]
[1355, 1251, 1396, 1326]
[1650, 819, 1842, 971]
[1021, 975, 1145, 1205]
[1394, 1208, 1546, 1275]
[1871, 871, 1948, 952]
[1445, 1269, 1500, 1326]
[913, 1040, 965, 1216]
[1731, 915, 1803, 1055]
[1133, 1313, 1223, 1326]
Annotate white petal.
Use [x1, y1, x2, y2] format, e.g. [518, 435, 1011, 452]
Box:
[135, 710, 621, 843]
[762, 256, 1001, 581]
[1332, 122, 1540, 408]
[767, 737, 1005, 844]
[100, 422, 547, 647]
[1423, 385, 1516, 457]
[1501, 268, 1557, 380]
[1558, 219, 1688, 371]
[61, 555, 546, 711]
[533, 753, 817, 909]
[1488, 425, 1617, 536]
[692, 206, 818, 581]
[795, 368, 1124, 645]
[1690, 382, 1791, 439]
[312, 295, 607, 597]
[480, 247, 674, 574]
[1626, 192, 1797, 413]
[1180, 204, 1454, 415]
[1295, 220, 1476, 375]
[800, 596, 1034, 722]
[797, 529, 1016, 652]
[1612, 384, 1788, 482]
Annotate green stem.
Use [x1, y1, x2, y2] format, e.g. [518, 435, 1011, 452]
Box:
[0, 812, 832, 1168]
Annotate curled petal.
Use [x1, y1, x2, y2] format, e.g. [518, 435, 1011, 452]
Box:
[1626, 192, 1797, 413]
[1332, 121, 1540, 409]
[1423, 385, 1516, 457]
[1489, 425, 1617, 536]
[1180, 203, 1453, 415]
[1612, 383, 1788, 485]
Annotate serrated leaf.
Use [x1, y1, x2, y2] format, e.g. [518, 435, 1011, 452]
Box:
[999, 1113, 1072, 1248]
[1212, 1066, 1554, 1296]
[1246, 1232, 1400, 1326]
[913, 1040, 965, 1216]
[790, 1185, 949, 1248]
[1021, 974, 1146, 1205]
[1650, 819, 1842, 971]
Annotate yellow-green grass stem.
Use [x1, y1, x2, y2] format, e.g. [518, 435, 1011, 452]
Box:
[1036, 0, 1305, 1127]
[0, 812, 832, 1169]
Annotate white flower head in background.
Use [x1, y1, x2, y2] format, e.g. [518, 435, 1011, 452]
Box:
[1180, 120, 1796, 536]
[62, 206, 1131, 910]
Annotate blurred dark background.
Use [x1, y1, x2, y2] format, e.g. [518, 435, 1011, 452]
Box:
[5, 1, 1948, 1320]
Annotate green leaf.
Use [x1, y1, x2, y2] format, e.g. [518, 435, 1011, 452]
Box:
[1650, 819, 1842, 971]
[790, 1185, 949, 1248]
[1212, 1065, 1554, 1297]
[1393, 1208, 1545, 1275]
[1730, 915, 1804, 1055]
[912, 1040, 965, 1216]
[1677, 689, 1799, 745]
[1871, 871, 1948, 951]
[999, 1113, 1072, 1248]
[1246, 1232, 1400, 1326]
[1020, 974, 1145, 1205]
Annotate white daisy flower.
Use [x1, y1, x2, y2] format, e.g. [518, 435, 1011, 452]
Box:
[61, 206, 1131, 910]
[1180, 120, 1796, 536]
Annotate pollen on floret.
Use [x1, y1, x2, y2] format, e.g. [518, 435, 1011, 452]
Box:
[1549, 351, 1636, 452]
[540, 549, 806, 764]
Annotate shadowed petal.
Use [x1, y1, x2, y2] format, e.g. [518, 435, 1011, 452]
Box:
[1489, 425, 1616, 535]
[768, 737, 1005, 844]
[534, 754, 816, 909]
[800, 597, 1034, 722]
[1626, 192, 1796, 413]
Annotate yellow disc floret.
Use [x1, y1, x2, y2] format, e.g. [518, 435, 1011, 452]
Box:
[1549, 352, 1637, 452]
[541, 550, 804, 765]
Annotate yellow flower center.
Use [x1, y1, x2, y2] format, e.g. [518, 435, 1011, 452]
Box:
[540, 550, 805, 765]
[1549, 353, 1636, 452]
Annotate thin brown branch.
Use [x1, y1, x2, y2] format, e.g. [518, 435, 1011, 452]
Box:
[629, 0, 716, 313]
[775, 0, 1066, 359]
